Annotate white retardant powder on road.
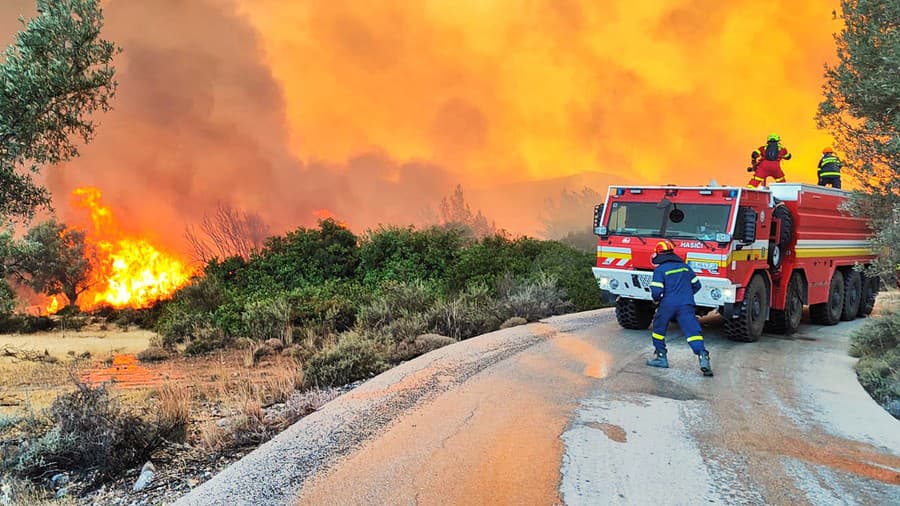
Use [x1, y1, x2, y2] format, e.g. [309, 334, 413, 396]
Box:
[560, 393, 723, 505]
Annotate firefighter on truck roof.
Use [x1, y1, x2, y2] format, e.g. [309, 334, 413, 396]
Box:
[647, 240, 713, 376]
[817, 146, 842, 188]
[747, 133, 791, 188]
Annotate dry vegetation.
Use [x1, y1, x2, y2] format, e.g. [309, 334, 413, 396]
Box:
[0, 324, 338, 504]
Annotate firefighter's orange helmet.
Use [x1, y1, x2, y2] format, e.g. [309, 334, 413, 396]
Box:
[823, 146, 834, 154]
[654, 240, 675, 255]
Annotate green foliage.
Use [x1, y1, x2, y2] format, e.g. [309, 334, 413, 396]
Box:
[531, 240, 604, 311]
[256, 219, 359, 288]
[288, 280, 364, 334]
[242, 295, 292, 342]
[0, 278, 14, 315]
[302, 332, 388, 387]
[15, 219, 93, 307]
[428, 284, 500, 340]
[496, 273, 574, 321]
[850, 309, 900, 417]
[157, 219, 601, 360]
[357, 225, 469, 287]
[817, 0, 899, 280]
[0, 0, 119, 220]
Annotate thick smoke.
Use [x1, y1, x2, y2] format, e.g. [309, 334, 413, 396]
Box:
[0, 0, 841, 246]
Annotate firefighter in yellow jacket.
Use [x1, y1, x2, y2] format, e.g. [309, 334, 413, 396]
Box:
[817, 147, 842, 188]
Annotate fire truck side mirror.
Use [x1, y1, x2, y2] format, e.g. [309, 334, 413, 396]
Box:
[593, 204, 606, 237]
[736, 207, 757, 244]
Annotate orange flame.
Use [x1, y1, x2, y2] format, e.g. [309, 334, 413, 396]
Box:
[312, 208, 349, 228]
[45, 296, 60, 315]
[72, 187, 194, 309]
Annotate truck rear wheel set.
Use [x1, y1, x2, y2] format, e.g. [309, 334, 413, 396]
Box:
[766, 273, 804, 335]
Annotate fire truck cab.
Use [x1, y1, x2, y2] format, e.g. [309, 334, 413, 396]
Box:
[592, 183, 877, 342]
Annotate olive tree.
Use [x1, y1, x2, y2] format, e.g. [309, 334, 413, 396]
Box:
[0, 0, 118, 220]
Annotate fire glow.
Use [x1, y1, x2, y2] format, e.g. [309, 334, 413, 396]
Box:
[72, 187, 193, 309]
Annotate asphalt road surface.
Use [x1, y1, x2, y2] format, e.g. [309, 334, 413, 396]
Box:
[177, 308, 900, 505]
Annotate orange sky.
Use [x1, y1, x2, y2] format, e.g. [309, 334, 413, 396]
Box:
[239, 0, 839, 185]
[0, 0, 842, 243]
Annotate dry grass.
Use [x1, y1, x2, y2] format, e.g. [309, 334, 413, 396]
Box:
[154, 383, 192, 440]
[0, 329, 154, 359]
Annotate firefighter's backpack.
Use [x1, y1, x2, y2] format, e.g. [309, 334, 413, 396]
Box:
[764, 141, 780, 161]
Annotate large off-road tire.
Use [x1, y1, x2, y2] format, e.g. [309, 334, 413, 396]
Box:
[766, 272, 803, 335]
[858, 273, 879, 317]
[840, 270, 862, 321]
[615, 298, 656, 330]
[724, 274, 768, 342]
[767, 204, 794, 271]
[810, 270, 844, 326]
[773, 203, 794, 250]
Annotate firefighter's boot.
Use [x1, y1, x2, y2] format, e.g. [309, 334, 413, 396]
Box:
[698, 351, 713, 377]
[646, 350, 668, 368]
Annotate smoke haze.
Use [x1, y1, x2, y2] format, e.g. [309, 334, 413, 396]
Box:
[0, 0, 841, 247]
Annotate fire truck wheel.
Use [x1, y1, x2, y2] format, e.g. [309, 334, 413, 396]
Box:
[810, 270, 844, 326]
[766, 273, 803, 335]
[724, 274, 767, 342]
[615, 298, 656, 330]
[841, 270, 862, 321]
[858, 274, 879, 317]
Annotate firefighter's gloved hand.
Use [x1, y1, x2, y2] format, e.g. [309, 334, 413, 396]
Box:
[751, 151, 759, 159]
[746, 166, 754, 172]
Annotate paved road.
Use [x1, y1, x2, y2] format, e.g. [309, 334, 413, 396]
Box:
[177, 309, 900, 505]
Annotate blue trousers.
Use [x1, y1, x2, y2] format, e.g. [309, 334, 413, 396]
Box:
[651, 304, 706, 354]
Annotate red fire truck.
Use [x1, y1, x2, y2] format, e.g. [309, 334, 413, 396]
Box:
[592, 183, 878, 342]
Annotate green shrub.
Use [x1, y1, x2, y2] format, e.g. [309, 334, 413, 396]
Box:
[358, 225, 469, 286]
[392, 333, 456, 362]
[500, 316, 528, 329]
[428, 284, 501, 340]
[303, 332, 388, 387]
[243, 296, 292, 342]
[531, 240, 604, 311]
[20, 316, 55, 334]
[184, 325, 232, 356]
[156, 304, 214, 348]
[289, 281, 363, 333]
[252, 219, 359, 288]
[136, 346, 170, 362]
[851, 309, 900, 416]
[497, 273, 573, 321]
[358, 280, 439, 329]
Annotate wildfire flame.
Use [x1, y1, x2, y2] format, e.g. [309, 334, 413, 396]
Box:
[45, 296, 60, 315]
[312, 208, 349, 228]
[72, 187, 193, 309]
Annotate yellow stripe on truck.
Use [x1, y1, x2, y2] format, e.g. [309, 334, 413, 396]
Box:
[795, 247, 873, 258]
[596, 252, 632, 260]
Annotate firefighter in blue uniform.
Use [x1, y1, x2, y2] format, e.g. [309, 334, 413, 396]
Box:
[647, 239, 713, 376]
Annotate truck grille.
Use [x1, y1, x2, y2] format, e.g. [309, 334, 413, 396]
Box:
[636, 273, 652, 288]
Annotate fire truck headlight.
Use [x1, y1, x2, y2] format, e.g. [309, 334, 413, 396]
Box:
[609, 278, 620, 290]
[721, 287, 735, 302]
[710, 288, 722, 301]
[598, 277, 610, 290]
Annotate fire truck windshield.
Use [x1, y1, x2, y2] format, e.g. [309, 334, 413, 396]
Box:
[606, 202, 732, 240]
